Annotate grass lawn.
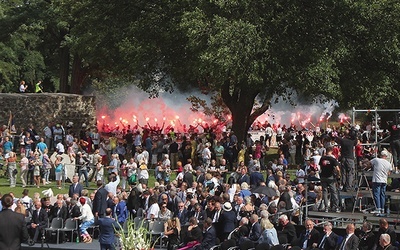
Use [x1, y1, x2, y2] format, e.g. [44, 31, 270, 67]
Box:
[0, 148, 281, 198]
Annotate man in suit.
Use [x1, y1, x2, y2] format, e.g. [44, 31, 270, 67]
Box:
[375, 219, 397, 248]
[298, 219, 320, 249]
[196, 168, 205, 185]
[49, 199, 68, 222]
[93, 180, 108, 217]
[112, 196, 128, 224]
[190, 203, 206, 222]
[28, 200, 48, 242]
[238, 167, 250, 186]
[0, 194, 29, 249]
[174, 201, 188, 225]
[250, 166, 264, 188]
[338, 223, 359, 250]
[68, 175, 83, 198]
[194, 218, 216, 250]
[183, 164, 194, 187]
[96, 208, 120, 250]
[277, 214, 297, 244]
[248, 214, 262, 241]
[313, 221, 339, 250]
[219, 202, 237, 241]
[68, 199, 81, 219]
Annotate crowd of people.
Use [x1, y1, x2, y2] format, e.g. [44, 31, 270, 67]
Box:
[0, 118, 399, 249]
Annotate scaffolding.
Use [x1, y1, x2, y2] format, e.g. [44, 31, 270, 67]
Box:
[351, 108, 400, 154]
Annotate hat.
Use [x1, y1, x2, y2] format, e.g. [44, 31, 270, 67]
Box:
[222, 202, 232, 212]
[313, 150, 319, 155]
[381, 150, 389, 157]
[82, 123, 87, 128]
[122, 159, 128, 165]
[187, 188, 195, 194]
[140, 164, 147, 170]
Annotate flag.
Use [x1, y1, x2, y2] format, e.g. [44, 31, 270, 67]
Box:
[8, 111, 16, 133]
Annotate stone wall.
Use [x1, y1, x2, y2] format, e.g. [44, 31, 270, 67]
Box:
[0, 93, 96, 135]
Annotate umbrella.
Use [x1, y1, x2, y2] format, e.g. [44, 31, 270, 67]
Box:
[251, 186, 278, 197]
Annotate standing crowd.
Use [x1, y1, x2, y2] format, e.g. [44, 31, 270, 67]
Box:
[0, 118, 399, 250]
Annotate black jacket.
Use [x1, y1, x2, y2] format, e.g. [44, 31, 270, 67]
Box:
[0, 209, 29, 250]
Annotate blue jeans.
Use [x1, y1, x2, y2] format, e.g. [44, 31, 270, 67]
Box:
[80, 219, 94, 235]
[372, 182, 386, 210]
[79, 169, 89, 187]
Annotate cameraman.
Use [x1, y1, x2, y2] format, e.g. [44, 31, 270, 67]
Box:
[319, 146, 341, 213]
[336, 129, 357, 192]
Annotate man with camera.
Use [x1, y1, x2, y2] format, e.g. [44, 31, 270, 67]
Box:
[319, 146, 341, 213]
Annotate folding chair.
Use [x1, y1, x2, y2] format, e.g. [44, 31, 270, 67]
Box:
[44, 218, 63, 244]
[58, 218, 78, 242]
[149, 220, 164, 247]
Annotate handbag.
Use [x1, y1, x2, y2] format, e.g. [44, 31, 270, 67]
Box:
[13, 169, 18, 175]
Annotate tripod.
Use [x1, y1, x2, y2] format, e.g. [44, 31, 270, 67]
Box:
[352, 172, 376, 213]
[40, 228, 49, 249]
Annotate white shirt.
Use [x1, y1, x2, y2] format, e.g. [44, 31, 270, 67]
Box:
[56, 142, 65, 153]
[371, 157, 392, 183]
[147, 203, 160, 220]
[78, 203, 94, 222]
[105, 175, 120, 196]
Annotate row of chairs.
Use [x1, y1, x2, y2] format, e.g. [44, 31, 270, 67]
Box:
[25, 217, 78, 244]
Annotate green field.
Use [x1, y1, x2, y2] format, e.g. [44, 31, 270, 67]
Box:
[0, 148, 280, 199]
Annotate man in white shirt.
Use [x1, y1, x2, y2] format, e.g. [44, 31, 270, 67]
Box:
[367, 150, 392, 214]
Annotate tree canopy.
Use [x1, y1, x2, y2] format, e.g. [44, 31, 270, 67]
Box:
[1, 0, 400, 141]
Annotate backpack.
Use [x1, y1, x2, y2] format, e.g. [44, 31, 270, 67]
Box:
[128, 174, 137, 185]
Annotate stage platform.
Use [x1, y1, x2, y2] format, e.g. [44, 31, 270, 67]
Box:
[21, 240, 100, 250]
[307, 210, 400, 230]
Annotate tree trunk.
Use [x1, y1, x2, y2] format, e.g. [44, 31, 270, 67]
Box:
[221, 81, 271, 143]
[59, 46, 70, 93]
[70, 54, 86, 94]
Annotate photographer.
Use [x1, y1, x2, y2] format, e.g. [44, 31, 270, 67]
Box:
[388, 121, 400, 171]
[319, 146, 341, 213]
[336, 129, 357, 192]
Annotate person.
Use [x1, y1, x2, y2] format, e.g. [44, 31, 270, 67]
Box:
[93, 180, 109, 217]
[19, 80, 28, 93]
[375, 219, 397, 248]
[219, 202, 237, 241]
[49, 199, 67, 222]
[296, 219, 321, 250]
[174, 201, 188, 225]
[194, 217, 216, 250]
[339, 224, 359, 250]
[0, 193, 29, 249]
[366, 151, 392, 215]
[158, 202, 173, 222]
[336, 130, 357, 192]
[28, 200, 48, 243]
[20, 154, 29, 188]
[313, 221, 339, 250]
[276, 214, 296, 244]
[258, 214, 279, 247]
[53, 155, 64, 189]
[357, 221, 376, 250]
[377, 234, 397, 250]
[164, 217, 181, 250]
[388, 120, 400, 171]
[319, 146, 341, 213]
[74, 197, 94, 243]
[6, 151, 18, 187]
[35, 80, 43, 93]
[112, 195, 128, 225]
[96, 208, 120, 250]
[178, 217, 202, 250]
[69, 175, 83, 198]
